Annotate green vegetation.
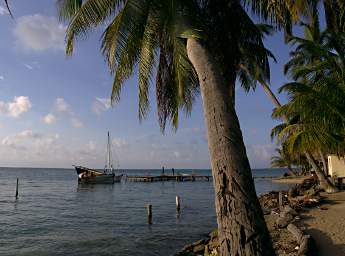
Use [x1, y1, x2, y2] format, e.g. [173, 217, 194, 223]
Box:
[3, 0, 13, 17]
[271, 1, 345, 193]
[57, 0, 344, 255]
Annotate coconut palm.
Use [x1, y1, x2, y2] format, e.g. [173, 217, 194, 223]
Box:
[57, 0, 292, 255]
[256, 0, 344, 36]
[237, 24, 285, 110]
[271, 145, 299, 176]
[272, 25, 345, 192]
[3, 0, 13, 17]
[271, 115, 341, 192]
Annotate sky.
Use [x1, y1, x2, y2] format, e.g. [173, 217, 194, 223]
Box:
[0, 1, 294, 169]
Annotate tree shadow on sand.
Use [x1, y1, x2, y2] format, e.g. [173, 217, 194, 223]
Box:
[306, 228, 345, 256]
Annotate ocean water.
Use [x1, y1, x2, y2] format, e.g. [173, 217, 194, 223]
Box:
[0, 168, 290, 256]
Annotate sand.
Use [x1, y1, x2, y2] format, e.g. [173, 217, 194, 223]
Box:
[301, 191, 345, 256]
[272, 175, 312, 184]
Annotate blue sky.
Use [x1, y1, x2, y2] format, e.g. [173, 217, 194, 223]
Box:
[0, 1, 294, 169]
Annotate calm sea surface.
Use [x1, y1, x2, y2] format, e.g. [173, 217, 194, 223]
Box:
[0, 168, 290, 256]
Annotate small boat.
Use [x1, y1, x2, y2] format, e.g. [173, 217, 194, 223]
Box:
[74, 132, 122, 184]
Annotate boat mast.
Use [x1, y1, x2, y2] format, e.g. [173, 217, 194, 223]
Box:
[106, 131, 113, 173]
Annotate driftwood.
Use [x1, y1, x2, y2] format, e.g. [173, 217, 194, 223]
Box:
[275, 205, 298, 228]
[287, 177, 321, 209]
[287, 223, 314, 256]
[261, 179, 320, 254]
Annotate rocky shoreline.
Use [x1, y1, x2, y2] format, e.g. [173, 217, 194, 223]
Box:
[176, 230, 219, 256]
[176, 176, 323, 256]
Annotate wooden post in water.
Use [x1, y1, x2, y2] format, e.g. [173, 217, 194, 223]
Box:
[147, 204, 152, 224]
[279, 191, 283, 209]
[176, 195, 181, 212]
[15, 178, 19, 199]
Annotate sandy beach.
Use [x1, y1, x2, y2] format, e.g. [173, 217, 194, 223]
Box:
[267, 190, 345, 256]
[178, 187, 345, 256]
[272, 175, 312, 184]
[300, 191, 345, 255]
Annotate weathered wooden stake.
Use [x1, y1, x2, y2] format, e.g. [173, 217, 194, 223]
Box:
[15, 178, 19, 199]
[147, 204, 152, 224]
[176, 195, 181, 212]
[279, 191, 283, 209]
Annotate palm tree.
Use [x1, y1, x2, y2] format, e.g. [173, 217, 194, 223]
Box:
[257, 0, 344, 36]
[249, 1, 343, 188]
[272, 25, 345, 192]
[257, 2, 345, 192]
[271, 145, 298, 176]
[3, 0, 13, 17]
[271, 116, 341, 192]
[237, 24, 285, 109]
[57, 0, 289, 255]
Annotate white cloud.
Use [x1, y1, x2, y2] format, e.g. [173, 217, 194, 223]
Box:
[13, 14, 66, 51]
[88, 141, 96, 151]
[43, 113, 56, 125]
[2, 130, 59, 152]
[71, 118, 84, 128]
[0, 6, 9, 16]
[2, 130, 40, 148]
[92, 97, 111, 115]
[23, 62, 40, 70]
[0, 75, 4, 80]
[0, 96, 32, 117]
[248, 144, 275, 168]
[173, 151, 181, 158]
[50, 98, 84, 129]
[112, 137, 128, 148]
[24, 64, 33, 70]
[55, 98, 71, 113]
[252, 144, 275, 161]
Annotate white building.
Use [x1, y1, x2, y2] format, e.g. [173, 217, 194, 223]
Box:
[328, 155, 345, 178]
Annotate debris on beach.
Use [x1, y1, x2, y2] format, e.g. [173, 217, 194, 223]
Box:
[175, 230, 219, 256]
[178, 176, 323, 256]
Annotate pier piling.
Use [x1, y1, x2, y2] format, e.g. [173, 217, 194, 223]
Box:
[279, 191, 283, 209]
[147, 204, 152, 224]
[15, 178, 19, 199]
[176, 196, 181, 212]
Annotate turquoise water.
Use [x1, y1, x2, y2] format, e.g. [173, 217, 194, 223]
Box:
[0, 168, 290, 256]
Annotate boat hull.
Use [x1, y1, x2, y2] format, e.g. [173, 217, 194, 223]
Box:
[75, 166, 122, 184]
[75, 166, 103, 175]
[78, 174, 121, 184]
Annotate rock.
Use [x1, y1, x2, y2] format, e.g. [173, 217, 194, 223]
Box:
[209, 248, 219, 256]
[204, 245, 210, 256]
[208, 238, 219, 250]
[192, 239, 205, 247]
[276, 214, 294, 228]
[276, 205, 297, 227]
[281, 205, 298, 217]
[193, 244, 205, 254]
[208, 230, 218, 240]
[182, 244, 193, 252]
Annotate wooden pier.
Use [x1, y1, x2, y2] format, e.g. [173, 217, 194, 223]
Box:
[125, 174, 212, 182]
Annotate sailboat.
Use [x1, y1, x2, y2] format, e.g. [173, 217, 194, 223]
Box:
[74, 132, 122, 184]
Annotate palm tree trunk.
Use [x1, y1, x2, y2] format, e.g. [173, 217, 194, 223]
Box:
[323, 0, 338, 33]
[305, 152, 338, 193]
[318, 149, 328, 175]
[287, 165, 298, 176]
[186, 38, 275, 256]
[238, 64, 282, 110]
[259, 79, 282, 109]
[258, 81, 337, 190]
